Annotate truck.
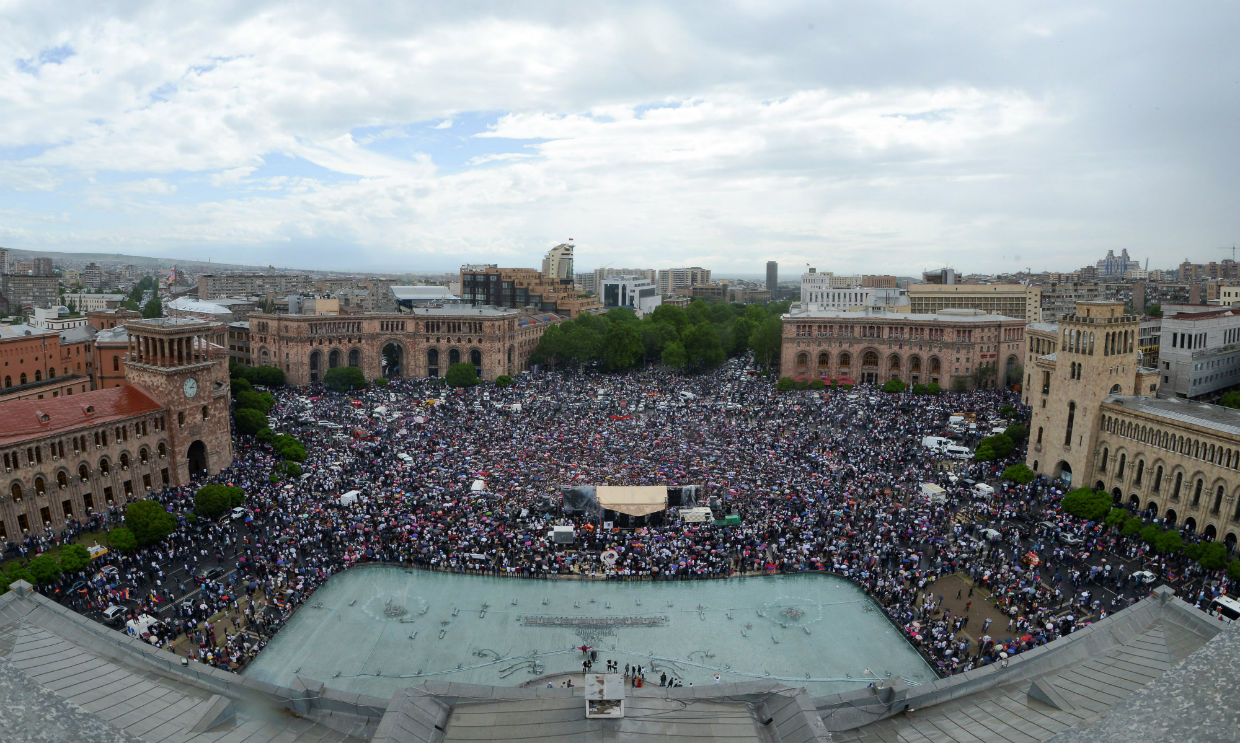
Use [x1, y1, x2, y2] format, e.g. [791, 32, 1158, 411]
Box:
[921, 436, 951, 452]
[919, 483, 947, 503]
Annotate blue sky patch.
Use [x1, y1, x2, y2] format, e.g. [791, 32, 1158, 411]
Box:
[16, 43, 75, 74]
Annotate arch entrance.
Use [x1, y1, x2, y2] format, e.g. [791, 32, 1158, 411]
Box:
[382, 343, 404, 379]
[187, 440, 208, 475]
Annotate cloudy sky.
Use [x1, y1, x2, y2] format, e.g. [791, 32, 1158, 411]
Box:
[1, 1, 1237, 276]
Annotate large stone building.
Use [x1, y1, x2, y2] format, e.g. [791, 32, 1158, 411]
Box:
[0, 318, 231, 539]
[1026, 301, 1240, 547]
[781, 307, 1026, 388]
[245, 307, 561, 385]
[907, 283, 1041, 323]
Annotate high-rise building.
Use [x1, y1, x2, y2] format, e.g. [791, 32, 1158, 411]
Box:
[0, 248, 8, 276]
[922, 268, 957, 285]
[656, 267, 711, 296]
[766, 261, 778, 296]
[31, 258, 53, 276]
[1096, 249, 1140, 277]
[541, 243, 574, 284]
[82, 262, 104, 291]
[1, 274, 58, 313]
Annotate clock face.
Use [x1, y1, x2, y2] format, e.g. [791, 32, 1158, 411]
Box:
[183, 377, 198, 398]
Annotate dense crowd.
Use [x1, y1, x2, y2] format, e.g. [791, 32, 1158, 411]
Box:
[12, 356, 1238, 678]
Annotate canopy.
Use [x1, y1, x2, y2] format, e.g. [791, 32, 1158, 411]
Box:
[597, 486, 668, 517]
[340, 490, 361, 506]
[471, 479, 485, 492]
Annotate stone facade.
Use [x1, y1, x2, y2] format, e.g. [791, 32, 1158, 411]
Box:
[0, 318, 232, 540]
[1027, 301, 1240, 548]
[907, 283, 1042, 323]
[781, 308, 1026, 388]
[246, 308, 561, 385]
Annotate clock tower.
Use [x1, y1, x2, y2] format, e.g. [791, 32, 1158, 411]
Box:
[122, 318, 233, 486]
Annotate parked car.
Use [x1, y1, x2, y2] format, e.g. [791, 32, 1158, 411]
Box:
[102, 605, 126, 625]
[195, 566, 224, 581]
[1130, 570, 1157, 585]
[1058, 532, 1083, 545]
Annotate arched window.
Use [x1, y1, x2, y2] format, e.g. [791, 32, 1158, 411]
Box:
[1100, 448, 1109, 471]
[1116, 453, 1126, 478]
[1192, 478, 1203, 507]
[1172, 472, 1182, 500]
[1064, 402, 1076, 446]
[1135, 459, 1144, 485]
[1153, 466, 1163, 493]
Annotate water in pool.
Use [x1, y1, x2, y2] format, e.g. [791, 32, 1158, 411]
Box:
[244, 565, 936, 697]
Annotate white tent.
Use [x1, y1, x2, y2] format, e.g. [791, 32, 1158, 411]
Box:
[339, 490, 361, 506]
[597, 486, 668, 517]
[471, 479, 486, 492]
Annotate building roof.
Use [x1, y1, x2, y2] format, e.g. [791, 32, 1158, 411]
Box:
[822, 587, 1220, 743]
[410, 305, 516, 317]
[1029, 322, 1060, 334]
[0, 579, 1226, 743]
[784, 307, 1020, 323]
[1103, 395, 1240, 437]
[58, 325, 97, 345]
[0, 323, 55, 340]
[94, 325, 131, 345]
[167, 297, 233, 316]
[0, 385, 163, 446]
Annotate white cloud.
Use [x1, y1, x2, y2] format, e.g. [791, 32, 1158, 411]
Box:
[0, 1, 1234, 274]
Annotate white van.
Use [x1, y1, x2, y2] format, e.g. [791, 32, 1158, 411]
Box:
[921, 436, 950, 452]
[973, 483, 995, 497]
[944, 445, 972, 459]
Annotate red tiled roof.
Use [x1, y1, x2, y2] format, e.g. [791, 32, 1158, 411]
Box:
[0, 385, 164, 446]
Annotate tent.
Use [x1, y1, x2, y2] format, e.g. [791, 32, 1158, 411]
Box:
[596, 486, 668, 517]
[471, 480, 486, 492]
[679, 507, 714, 524]
[339, 490, 361, 507]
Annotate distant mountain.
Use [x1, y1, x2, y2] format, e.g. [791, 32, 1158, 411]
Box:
[1, 247, 258, 272]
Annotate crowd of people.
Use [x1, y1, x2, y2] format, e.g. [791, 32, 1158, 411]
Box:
[12, 355, 1238, 678]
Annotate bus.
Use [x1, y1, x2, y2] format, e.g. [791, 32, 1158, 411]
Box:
[1208, 596, 1240, 623]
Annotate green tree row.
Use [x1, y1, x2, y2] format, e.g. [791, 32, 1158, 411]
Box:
[531, 301, 789, 374]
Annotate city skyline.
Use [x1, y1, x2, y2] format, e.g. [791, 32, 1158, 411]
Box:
[2, 2, 1238, 274]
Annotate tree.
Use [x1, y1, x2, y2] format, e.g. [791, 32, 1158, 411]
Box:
[58, 544, 90, 574]
[602, 320, 643, 371]
[445, 362, 480, 388]
[1104, 507, 1129, 529]
[125, 500, 176, 546]
[810, 379, 826, 390]
[195, 485, 245, 519]
[1121, 515, 1144, 537]
[926, 382, 942, 395]
[1004, 423, 1028, 442]
[234, 407, 268, 436]
[1228, 559, 1240, 582]
[107, 526, 138, 554]
[1146, 303, 1161, 318]
[972, 363, 998, 389]
[1220, 391, 1240, 410]
[1002, 464, 1036, 484]
[65, 298, 76, 314]
[882, 379, 907, 393]
[1061, 488, 1111, 521]
[749, 316, 782, 368]
[974, 433, 1014, 461]
[495, 374, 513, 387]
[141, 295, 163, 319]
[231, 377, 253, 396]
[682, 322, 725, 372]
[1197, 541, 1228, 570]
[273, 434, 306, 462]
[776, 376, 795, 392]
[661, 341, 687, 370]
[374, 377, 389, 386]
[1139, 523, 1161, 545]
[1154, 528, 1182, 555]
[234, 389, 274, 413]
[323, 366, 367, 392]
[241, 365, 285, 386]
[27, 554, 62, 585]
